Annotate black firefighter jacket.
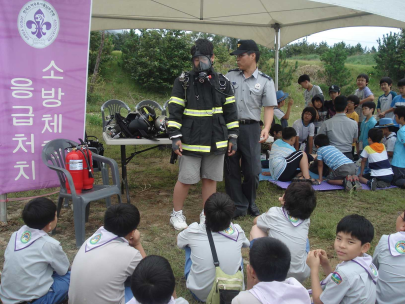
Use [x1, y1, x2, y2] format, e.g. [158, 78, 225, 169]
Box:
[167, 69, 239, 157]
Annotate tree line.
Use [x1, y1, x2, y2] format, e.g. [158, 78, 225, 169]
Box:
[88, 29, 405, 93]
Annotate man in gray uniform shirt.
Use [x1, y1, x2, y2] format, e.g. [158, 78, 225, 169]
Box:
[225, 40, 277, 218]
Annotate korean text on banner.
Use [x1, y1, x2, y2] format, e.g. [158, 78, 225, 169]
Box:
[0, 0, 92, 194]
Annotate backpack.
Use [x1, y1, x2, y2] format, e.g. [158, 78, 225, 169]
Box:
[205, 226, 243, 304]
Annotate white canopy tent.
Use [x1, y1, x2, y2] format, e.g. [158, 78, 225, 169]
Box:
[91, 0, 405, 90]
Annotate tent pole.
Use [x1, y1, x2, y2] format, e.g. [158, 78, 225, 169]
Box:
[274, 23, 280, 91]
[0, 194, 7, 223]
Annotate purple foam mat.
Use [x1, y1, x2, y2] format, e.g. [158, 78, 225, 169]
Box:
[259, 169, 397, 191]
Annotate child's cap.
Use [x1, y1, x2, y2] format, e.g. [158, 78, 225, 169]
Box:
[328, 85, 340, 93]
[311, 94, 324, 103]
[276, 90, 289, 104]
[375, 118, 397, 128]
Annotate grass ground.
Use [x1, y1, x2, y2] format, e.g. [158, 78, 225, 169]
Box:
[1, 51, 403, 302]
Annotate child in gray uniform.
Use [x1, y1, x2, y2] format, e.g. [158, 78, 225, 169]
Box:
[250, 182, 317, 283]
[307, 214, 378, 304]
[0, 198, 70, 304]
[372, 210, 405, 304]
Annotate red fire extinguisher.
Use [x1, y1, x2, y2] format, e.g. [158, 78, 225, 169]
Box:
[79, 139, 94, 190]
[65, 147, 84, 194]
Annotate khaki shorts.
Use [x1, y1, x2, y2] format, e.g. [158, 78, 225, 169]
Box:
[327, 163, 357, 180]
[178, 154, 225, 184]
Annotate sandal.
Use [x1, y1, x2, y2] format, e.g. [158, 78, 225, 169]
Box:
[292, 176, 320, 185]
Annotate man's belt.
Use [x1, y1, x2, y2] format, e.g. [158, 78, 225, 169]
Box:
[239, 119, 258, 124]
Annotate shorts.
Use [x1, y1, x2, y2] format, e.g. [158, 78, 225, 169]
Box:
[178, 154, 224, 184]
[392, 166, 405, 187]
[278, 151, 304, 182]
[327, 163, 357, 180]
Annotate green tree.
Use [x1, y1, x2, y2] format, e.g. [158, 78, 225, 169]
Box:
[374, 30, 405, 82]
[261, 50, 298, 90]
[121, 29, 192, 91]
[318, 42, 351, 88]
[88, 31, 114, 74]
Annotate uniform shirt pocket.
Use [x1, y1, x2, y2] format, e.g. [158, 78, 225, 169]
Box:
[249, 88, 263, 109]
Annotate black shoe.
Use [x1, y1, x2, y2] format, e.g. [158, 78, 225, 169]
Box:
[233, 209, 247, 219]
[248, 203, 260, 216]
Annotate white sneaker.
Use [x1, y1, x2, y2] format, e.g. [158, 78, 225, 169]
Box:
[200, 210, 206, 225]
[170, 211, 188, 231]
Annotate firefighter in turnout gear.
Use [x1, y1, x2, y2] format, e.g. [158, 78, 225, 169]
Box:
[168, 39, 239, 230]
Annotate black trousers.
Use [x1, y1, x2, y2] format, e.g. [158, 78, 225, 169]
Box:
[225, 123, 261, 213]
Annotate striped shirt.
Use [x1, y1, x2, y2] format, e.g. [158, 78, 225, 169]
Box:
[360, 143, 393, 177]
[269, 139, 296, 180]
[317, 145, 353, 171]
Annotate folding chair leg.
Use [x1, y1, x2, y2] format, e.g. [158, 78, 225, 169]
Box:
[53, 195, 64, 235]
[63, 198, 69, 208]
[73, 198, 85, 248]
[57, 196, 63, 218]
[117, 193, 122, 204]
[85, 203, 91, 223]
[101, 165, 111, 207]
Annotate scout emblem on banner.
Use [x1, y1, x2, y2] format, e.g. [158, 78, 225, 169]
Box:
[218, 223, 239, 241]
[18, 1, 60, 49]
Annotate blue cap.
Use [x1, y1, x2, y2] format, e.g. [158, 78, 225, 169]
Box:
[376, 118, 397, 128]
[276, 90, 289, 104]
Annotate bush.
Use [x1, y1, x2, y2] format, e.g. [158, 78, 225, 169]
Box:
[374, 30, 405, 82]
[121, 29, 192, 91]
[261, 51, 298, 90]
[318, 42, 352, 88]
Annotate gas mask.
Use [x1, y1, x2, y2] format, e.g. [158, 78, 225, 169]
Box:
[192, 48, 213, 83]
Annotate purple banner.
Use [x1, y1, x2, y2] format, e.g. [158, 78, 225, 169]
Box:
[0, 0, 92, 194]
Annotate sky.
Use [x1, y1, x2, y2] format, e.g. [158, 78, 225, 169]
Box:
[289, 26, 401, 49]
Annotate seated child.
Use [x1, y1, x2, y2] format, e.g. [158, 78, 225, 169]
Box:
[311, 94, 328, 133]
[261, 124, 283, 169]
[354, 73, 375, 124]
[307, 214, 378, 304]
[232, 237, 311, 304]
[372, 210, 405, 304]
[324, 85, 340, 118]
[129, 255, 188, 304]
[390, 78, 405, 124]
[377, 77, 397, 119]
[0, 198, 70, 304]
[268, 127, 318, 184]
[376, 117, 398, 163]
[359, 128, 394, 190]
[69, 204, 146, 304]
[359, 101, 377, 150]
[346, 95, 360, 159]
[392, 107, 405, 187]
[318, 95, 358, 160]
[293, 107, 316, 154]
[177, 192, 249, 302]
[298, 74, 323, 107]
[314, 134, 360, 191]
[250, 182, 317, 282]
[274, 90, 293, 128]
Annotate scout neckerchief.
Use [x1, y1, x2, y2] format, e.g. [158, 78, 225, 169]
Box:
[250, 278, 310, 304]
[282, 208, 304, 227]
[15, 225, 47, 251]
[85, 226, 128, 252]
[217, 222, 239, 242]
[129, 296, 176, 304]
[388, 231, 405, 256]
[321, 253, 378, 286]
